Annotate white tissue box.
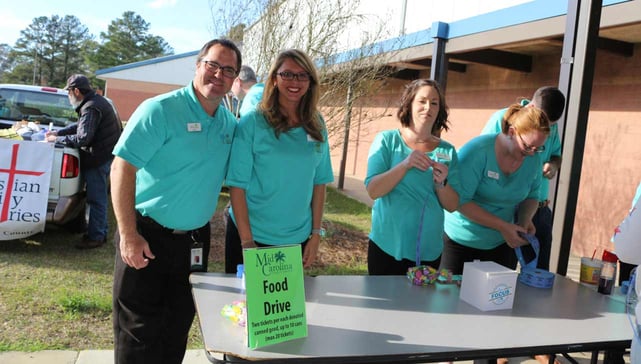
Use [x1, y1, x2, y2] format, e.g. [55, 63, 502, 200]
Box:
[459, 260, 518, 311]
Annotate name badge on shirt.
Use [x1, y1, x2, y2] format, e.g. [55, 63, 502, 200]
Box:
[487, 170, 500, 180]
[191, 241, 204, 272]
[187, 123, 202, 132]
[434, 152, 451, 163]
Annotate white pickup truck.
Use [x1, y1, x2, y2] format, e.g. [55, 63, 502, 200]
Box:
[0, 84, 86, 229]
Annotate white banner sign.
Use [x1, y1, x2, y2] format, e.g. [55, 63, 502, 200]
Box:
[0, 139, 54, 240]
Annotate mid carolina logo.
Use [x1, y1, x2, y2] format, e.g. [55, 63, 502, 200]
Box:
[256, 249, 294, 276]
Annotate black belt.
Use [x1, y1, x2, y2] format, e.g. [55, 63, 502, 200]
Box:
[136, 212, 192, 235]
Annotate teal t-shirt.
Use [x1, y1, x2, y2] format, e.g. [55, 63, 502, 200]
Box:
[239, 83, 264, 118]
[113, 82, 237, 230]
[481, 101, 561, 202]
[444, 134, 542, 249]
[365, 129, 459, 262]
[226, 110, 334, 245]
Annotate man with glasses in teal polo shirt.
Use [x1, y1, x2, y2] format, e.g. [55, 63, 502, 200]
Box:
[110, 39, 241, 364]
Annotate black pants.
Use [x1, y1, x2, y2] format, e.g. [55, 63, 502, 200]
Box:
[439, 235, 517, 275]
[223, 205, 242, 274]
[224, 217, 308, 273]
[532, 205, 553, 270]
[113, 216, 210, 364]
[367, 239, 441, 276]
[619, 261, 637, 285]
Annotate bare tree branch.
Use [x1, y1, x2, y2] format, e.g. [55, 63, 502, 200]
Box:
[212, 0, 404, 188]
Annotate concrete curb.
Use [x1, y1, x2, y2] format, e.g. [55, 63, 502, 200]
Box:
[0, 350, 77, 364]
[0, 349, 212, 364]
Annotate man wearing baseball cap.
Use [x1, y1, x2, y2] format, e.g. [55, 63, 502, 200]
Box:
[64, 74, 92, 92]
[46, 74, 122, 249]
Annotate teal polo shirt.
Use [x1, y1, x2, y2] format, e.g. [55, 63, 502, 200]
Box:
[444, 134, 542, 249]
[481, 100, 561, 202]
[113, 82, 237, 230]
[226, 110, 334, 245]
[239, 83, 264, 118]
[365, 129, 459, 262]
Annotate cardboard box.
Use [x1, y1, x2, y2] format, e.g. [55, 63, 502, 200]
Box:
[459, 260, 518, 311]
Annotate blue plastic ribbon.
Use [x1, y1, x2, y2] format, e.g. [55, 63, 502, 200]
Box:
[515, 233, 555, 288]
[415, 197, 429, 267]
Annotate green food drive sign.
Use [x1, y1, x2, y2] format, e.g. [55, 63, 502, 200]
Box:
[243, 245, 307, 349]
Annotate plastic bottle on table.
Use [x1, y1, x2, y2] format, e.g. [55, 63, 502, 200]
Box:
[598, 250, 618, 295]
[236, 264, 246, 292]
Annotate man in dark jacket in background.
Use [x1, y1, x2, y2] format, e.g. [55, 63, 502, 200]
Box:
[46, 74, 122, 249]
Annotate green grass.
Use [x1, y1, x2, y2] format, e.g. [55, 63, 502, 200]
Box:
[324, 187, 371, 233]
[0, 187, 371, 351]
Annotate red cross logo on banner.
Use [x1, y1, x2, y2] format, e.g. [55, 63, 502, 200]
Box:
[0, 143, 45, 222]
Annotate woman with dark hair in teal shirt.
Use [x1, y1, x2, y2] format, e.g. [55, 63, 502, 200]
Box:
[224, 49, 334, 271]
[441, 104, 550, 274]
[365, 79, 459, 275]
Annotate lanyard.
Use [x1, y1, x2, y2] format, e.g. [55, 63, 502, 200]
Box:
[415, 197, 429, 267]
[407, 194, 460, 286]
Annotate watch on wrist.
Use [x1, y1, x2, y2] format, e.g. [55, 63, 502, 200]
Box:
[311, 228, 326, 237]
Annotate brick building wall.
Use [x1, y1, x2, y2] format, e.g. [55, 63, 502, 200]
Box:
[326, 44, 641, 258]
[104, 78, 183, 121]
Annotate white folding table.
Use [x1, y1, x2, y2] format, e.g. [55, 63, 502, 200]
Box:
[190, 273, 632, 363]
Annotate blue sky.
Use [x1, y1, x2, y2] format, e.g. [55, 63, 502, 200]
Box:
[0, 0, 219, 54]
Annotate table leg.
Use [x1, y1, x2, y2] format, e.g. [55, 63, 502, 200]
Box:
[561, 353, 580, 364]
[603, 349, 627, 364]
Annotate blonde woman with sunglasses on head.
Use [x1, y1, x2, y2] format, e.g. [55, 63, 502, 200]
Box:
[441, 104, 550, 275]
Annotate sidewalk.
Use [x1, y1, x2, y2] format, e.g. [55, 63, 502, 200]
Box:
[330, 174, 374, 207]
[0, 349, 213, 364]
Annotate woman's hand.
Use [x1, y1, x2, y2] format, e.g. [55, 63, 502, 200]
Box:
[498, 221, 528, 248]
[431, 161, 448, 184]
[241, 239, 257, 249]
[303, 235, 321, 268]
[403, 150, 434, 171]
[521, 219, 536, 236]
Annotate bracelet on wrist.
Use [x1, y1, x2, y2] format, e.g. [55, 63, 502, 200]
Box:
[435, 178, 448, 190]
[311, 228, 326, 237]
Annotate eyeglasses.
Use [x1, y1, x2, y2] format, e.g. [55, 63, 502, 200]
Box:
[277, 71, 311, 82]
[517, 133, 545, 153]
[200, 60, 238, 78]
